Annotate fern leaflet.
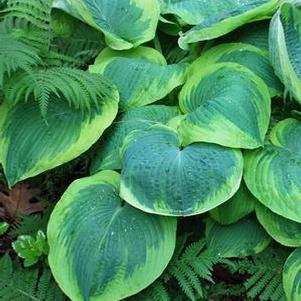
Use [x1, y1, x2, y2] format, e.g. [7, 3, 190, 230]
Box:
[0, 253, 67, 301]
[4, 67, 117, 116]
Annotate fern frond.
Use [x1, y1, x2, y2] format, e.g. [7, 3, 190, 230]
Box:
[233, 247, 287, 301]
[164, 239, 222, 301]
[1, 0, 53, 51]
[0, 254, 67, 301]
[0, 34, 41, 86]
[5, 67, 116, 116]
[136, 281, 171, 301]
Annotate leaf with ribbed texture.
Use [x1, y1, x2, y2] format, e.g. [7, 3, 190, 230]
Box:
[189, 43, 282, 97]
[256, 202, 301, 247]
[54, 0, 160, 50]
[48, 170, 177, 301]
[89, 47, 187, 112]
[206, 217, 271, 258]
[179, 62, 271, 148]
[220, 20, 270, 51]
[0, 92, 118, 187]
[176, 0, 280, 49]
[269, 0, 301, 103]
[210, 180, 255, 225]
[120, 125, 243, 216]
[90, 105, 179, 174]
[283, 248, 301, 301]
[244, 118, 301, 223]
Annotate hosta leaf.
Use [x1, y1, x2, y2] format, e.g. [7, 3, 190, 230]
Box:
[0, 93, 118, 187]
[189, 43, 282, 97]
[179, 62, 271, 148]
[220, 20, 270, 51]
[55, 0, 160, 50]
[90, 105, 179, 173]
[120, 125, 243, 216]
[210, 180, 255, 225]
[244, 118, 301, 222]
[177, 0, 280, 49]
[283, 248, 301, 301]
[206, 217, 271, 258]
[256, 202, 301, 247]
[269, 0, 301, 103]
[48, 170, 176, 301]
[89, 47, 187, 112]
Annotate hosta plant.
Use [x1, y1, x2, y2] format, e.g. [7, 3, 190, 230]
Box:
[1, 0, 301, 301]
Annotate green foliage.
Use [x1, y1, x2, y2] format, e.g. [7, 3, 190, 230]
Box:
[233, 247, 287, 301]
[0, 34, 41, 85]
[4, 66, 116, 116]
[0, 254, 67, 301]
[1, 0, 301, 300]
[0, 222, 9, 235]
[129, 237, 226, 301]
[12, 230, 49, 267]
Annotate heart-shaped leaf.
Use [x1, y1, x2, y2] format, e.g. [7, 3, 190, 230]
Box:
[120, 125, 243, 216]
[90, 47, 187, 112]
[0, 93, 118, 187]
[179, 62, 271, 148]
[48, 170, 177, 301]
[244, 118, 301, 222]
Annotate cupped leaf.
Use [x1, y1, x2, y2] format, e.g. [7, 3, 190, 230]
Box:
[256, 202, 301, 247]
[269, 0, 301, 103]
[244, 118, 301, 222]
[179, 62, 271, 148]
[48, 170, 177, 301]
[90, 47, 187, 112]
[120, 125, 243, 216]
[210, 180, 255, 225]
[90, 105, 179, 173]
[206, 217, 271, 258]
[190, 43, 282, 97]
[178, 0, 280, 49]
[283, 248, 301, 301]
[55, 0, 160, 50]
[0, 92, 118, 187]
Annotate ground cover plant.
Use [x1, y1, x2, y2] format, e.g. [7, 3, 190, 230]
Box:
[0, 0, 301, 300]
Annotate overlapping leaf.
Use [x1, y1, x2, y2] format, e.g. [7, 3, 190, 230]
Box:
[48, 171, 177, 301]
[169, 0, 281, 49]
[283, 248, 301, 301]
[210, 181, 255, 225]
[0, 91, 118, 187]
[244, 118, 301, 223]
[54, 0, 160, 50]
[206, 217, 271, 258]
[90, 47, 187, 112]
[90, 105, 179, 173]
[269, 0, 301, 103]
[189, 43, 282, 97]
[120, 125, 243, 216]
[256, 202, 301, 247]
